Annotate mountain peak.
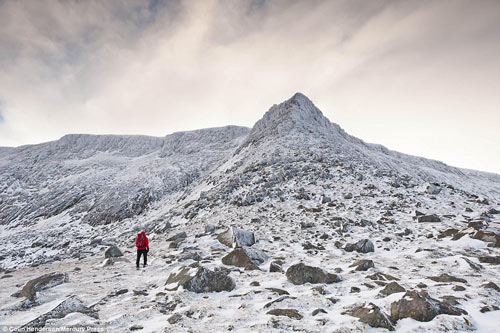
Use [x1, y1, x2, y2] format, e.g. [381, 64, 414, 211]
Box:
[238, 93, 333, 150]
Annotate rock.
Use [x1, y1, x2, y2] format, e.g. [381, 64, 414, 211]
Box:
[165, 266, 235, 293]
[415, 210, 425, 216]
[438, 228, 459, 239]
[349, 259, 374, 271]
[479, 255, 500, 265]
[286, 263, 341, 285]
[221, 248, 265, 270]
[366, 272, 398, 281]
[390, 291, 466, 322]
[321, 196, 331, 204]
[418, 214, 441, 222]
[269, 261, 284, 273]
[344, 193, 353, 199]
[427, 184, 441, 195]
[379, 282, 406, 296]
[472, 230, 500, 247]
[488, 208, 500, 214]
[109, 289, 128, 297]
[312, 308, 327, 316]
[18, 296, 98, 330]
[350, 287, 360, 293]
[300, 222, 315, 229]
[17, 272, 69, 300]
[104, 245, 123, 258]
[217, 227, 255, 248]
[130, 325, 144, 331]
[168, 313, 182, 324]
[264, 295, 296, 308]
[428, 273, 467, 284]
[345, 239, 374, 253]
[250, 281, 260, 286]
[266, 309, 303, 320]
[482, 282, 500, 291]
[167, 232, 187, 241]
[266, 288, 289, 295]
[205, 224, 216, 233]
[343, 303, 395, 331]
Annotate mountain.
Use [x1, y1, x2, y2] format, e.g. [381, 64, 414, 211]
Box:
[0, 93, 499, 332]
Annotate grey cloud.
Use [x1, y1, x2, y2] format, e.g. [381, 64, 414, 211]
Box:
[0, 0, 499, 173]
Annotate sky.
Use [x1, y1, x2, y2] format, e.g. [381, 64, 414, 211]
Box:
[0, 0, 499, 174]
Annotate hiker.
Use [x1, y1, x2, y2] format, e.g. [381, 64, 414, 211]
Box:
[136, 231, 149, 268]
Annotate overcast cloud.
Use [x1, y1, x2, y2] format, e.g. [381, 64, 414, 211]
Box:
[0, 0, 499, 173]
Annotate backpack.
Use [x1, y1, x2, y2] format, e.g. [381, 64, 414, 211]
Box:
[138, 234, 145, 248]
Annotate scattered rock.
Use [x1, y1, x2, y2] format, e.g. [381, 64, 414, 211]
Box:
[266, 309, 303, 320]
[168, 313, 182, 324]
[286, 263, 341, 285]
[345, 239, 374, 253]
[478, 256, 499, 265]
[418, 214, 441, 223]
[379, 282, 406, 296]
[390, 291, 466, 322]
[312, 308, 327, 316]
[428, 273, 467, 284]
[18, 296, 98, 330]
[266, 288, 289, 296]
[349, 259, 374, 272]
[130, 325, 144, 331]
[17, 272, 69, 300]
[269, 261, 284, 273]
[343, 302, 395, 331]
[104, 245, 123, 258]
[165, 266, 235, 293]
[217, 227, 255, 248]
[167, 232, 187, 242]
[482, 282, 499, 291]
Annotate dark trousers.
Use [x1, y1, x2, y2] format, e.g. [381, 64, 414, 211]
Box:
[136, 249, 148, 267]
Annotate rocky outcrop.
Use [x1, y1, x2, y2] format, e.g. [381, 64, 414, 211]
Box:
[104, 245, 123, 259]
[217, 227, 255, 248]
[344, 239, 374, 253]
[16, 272, 69, 300]
[343, 303, 395, 331]
[390, 291, 467, 322]
[286, 263, 341, 285]
[165, 266, 235, 293]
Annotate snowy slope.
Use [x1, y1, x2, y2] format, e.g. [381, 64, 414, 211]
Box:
[0, 93, 499, 332]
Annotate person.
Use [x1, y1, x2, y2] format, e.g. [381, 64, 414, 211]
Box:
[136, 231, 149, 269]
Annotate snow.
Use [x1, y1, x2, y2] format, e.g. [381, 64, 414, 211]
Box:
[0, 93, 499, 331]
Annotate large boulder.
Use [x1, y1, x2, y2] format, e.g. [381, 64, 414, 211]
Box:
[17, 272, 69, 300]
[222, 247, 268, 270]
[418, 214, 441, 223]
[104, 245, 123, 258]
[18, 296, 98, 330]
[217, 227, 255, 248]
[286, 263, 341, 285]
[343, 303, 395, 331]
[165, 266, 235, 293]
[390, 291, 466, 322]
[345, 239, 374, 253]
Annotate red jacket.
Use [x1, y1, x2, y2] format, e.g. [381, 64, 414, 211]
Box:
[136, 231, 149, 250]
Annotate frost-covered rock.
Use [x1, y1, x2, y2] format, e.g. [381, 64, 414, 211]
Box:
[345, 239, 374, 253]
[165, 266, 235, 293]
[343, 303, 395, 331]
[217, 227, 255, 248]
[286, 263, 341, 285]
[104, 245, 123, 258]
[16, 272, 69, 300]
[222, 247, 268, 270]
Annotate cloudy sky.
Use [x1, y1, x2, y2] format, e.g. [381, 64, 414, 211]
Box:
[0, 0, 499, 173]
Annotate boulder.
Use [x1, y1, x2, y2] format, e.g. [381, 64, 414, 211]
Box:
[167, 232, 187, 241]
[17, 272, 69, 300]
[390, 291, 466, 322]
[472, 230, 500, 247]
[266, 309, 303, 320]
[349, 259, 374, 272]
[18, 296, 98, 330]
[418, 215, 441, 223]
[343, 303, 395, 331]
[104, 245, 123, 259]
[479, 255, 500, 265]
[217, 227, 255, 248]
[427, 273, 467, 284]
[205, 224, 216, 233]
[345, 239, 374, 253]
[269, 261, 284, 273]
[427, 184, 441, 195]
[165, 266, 235, 293]
[221, 247, 268, 270]
[379, 282, 406, 296]
[286, 263, 341, 285]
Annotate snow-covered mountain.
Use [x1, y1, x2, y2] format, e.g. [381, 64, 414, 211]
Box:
[0, 93, 499, 332]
